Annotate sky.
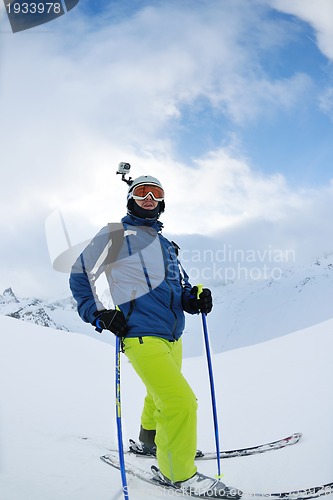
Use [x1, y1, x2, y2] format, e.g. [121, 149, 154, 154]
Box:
[1, 0, 333, 297]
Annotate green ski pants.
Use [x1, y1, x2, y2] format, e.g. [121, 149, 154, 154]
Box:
[123, 336, 198, 482]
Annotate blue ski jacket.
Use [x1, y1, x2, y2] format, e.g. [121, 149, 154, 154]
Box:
[69, 214, 198, 341]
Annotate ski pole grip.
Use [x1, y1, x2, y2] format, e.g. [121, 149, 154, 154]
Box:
[196, 283, 204, 299]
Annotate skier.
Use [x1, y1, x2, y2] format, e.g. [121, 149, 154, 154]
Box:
[69, 175, 235, 497]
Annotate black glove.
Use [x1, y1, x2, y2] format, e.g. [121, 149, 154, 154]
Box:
[189, 286, 213, 314]
[93, 309, 127, 337]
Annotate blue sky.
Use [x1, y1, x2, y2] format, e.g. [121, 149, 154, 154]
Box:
[1, 0, 333, 296]
[73, 0, 333, 187]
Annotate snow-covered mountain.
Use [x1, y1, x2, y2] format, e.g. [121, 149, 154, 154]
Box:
[0, 287, 92, 336]
[1, 252, 333, 357]
[0, 287, 68, 330]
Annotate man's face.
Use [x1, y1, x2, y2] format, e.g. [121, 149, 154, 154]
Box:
[131, 183, 164, 211]
[135, 193, 158, 210]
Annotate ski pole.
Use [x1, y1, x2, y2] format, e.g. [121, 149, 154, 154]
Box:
[115, 335, 129, 499]
[197, 284, 221, 479]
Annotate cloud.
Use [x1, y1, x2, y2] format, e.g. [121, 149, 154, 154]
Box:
[160, 148, 307, 233]
[268, 0, 333, 60]
[0, 0, 317, 209]
[1, 1, 314, 154]
[319, 87, 333, 120]
[44, 147, 333, 279]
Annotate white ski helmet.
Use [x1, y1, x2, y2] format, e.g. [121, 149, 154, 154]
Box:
[127, 175, 165, 216]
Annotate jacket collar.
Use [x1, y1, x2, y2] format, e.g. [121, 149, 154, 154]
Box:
[121, 214, 163, 232]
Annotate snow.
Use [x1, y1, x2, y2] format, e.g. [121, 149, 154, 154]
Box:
[0, 310, 333, 500]
[182, 252, 333, 356]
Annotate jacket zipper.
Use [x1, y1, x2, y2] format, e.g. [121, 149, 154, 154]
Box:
[161, 241, 178, 339]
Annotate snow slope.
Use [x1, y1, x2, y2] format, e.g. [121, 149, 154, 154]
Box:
[0, 313, 332, 500]
[183, 252, 333, 356]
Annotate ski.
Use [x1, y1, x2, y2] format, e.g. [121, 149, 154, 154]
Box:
[100, 452, 333, 499]
[128, 432, 302, 460]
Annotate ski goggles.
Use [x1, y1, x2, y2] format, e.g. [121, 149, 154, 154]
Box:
[131, 184, 165, 202]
